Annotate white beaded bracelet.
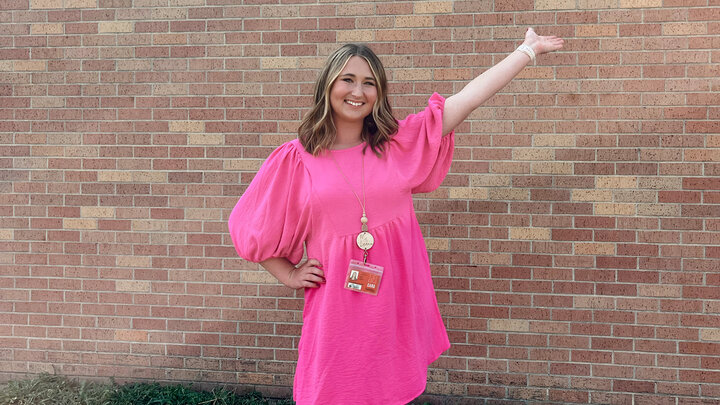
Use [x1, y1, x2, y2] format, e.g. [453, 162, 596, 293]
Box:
[516, 44, 536, 64]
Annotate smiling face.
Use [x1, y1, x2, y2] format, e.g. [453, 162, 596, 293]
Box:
[329, 56, 378, 127]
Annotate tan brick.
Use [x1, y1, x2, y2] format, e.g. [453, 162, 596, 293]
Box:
[0, 230, 12, 240]
[116, 280, 151, 292]
[532, 162, 573, 174]
[614, 190, 656, 203]
[261, 57, 298, 70]
[226, 84, 262, 95]
[536, 135, 574, 148]
[0, 253, 11, 264]
[449, 187, 488, 200]
[65, 0, 95, 7]
[471, 253, 511, 265]
[188, 133, 223, 145]
[470, 174, 511, 187]
[578, 0, 616, 8]
[47, 133, 81, 145]
[132, 171, 166, 183]
[619, 0, 662, 6]
[577, 25, 617, 37]
[116, 60, 149, 72]
[260, 5, 299, 17]
[663, 23, 706, 36]
[152, 8, 187, 20]
[425, 238, 450, 251]
[572, 190, 612, 202]
[0, 61, 12, 71]
[686, 149, 720, 162]
[81, 207, 115, 218]
[597, 176, 637, 189]
[31, 23, 64, 35]
[98, 171, 132, 182]
[169, 120, 204, 133]
[154, 84, 187, 95]
[299, 57, 326, 69]
[393, 69, 432, 81]
[595, 203, 635, 216]
[510, 228, 551, 240]
[575, 296, 614, 309]
[14, 61, 46, 71]
[394, 15, 433, 28]
[30, 0, 61, 8]
[117, 256, 152, 268]
[28, 363, 55, 374]
[701, 329, 720, 342]
[708, 135, 720, 148]
[33, 97, 65, 108]
[99, 22, 133, 33]
[516, 67, 555, 80]
[414, 1, 453, 13]
[376, 30, 413, 42]
[66, 146, 97, 157]
[115, 329, 148, 342]
[186, 208, 221, 220]
[337, 30, 374, 43]
[637, 204, 679, 217]
[242, 271, 278, 284]
[151, 233, 184, 245]
[169, 0, 204, 5]
[638, 177, 682, 190]
[489, 319, 530, 332]
[575, 242, 614, 255]
[515, 148, 553, 161]
[638, 285, 682, 298]
[132, 220, 166, 232]
[225, 159, 263, 171]
[489, 189, 528, 201]
[64, 218, 97, 230]
[535, 0, 576, 10]
[153, 34, 187, 45]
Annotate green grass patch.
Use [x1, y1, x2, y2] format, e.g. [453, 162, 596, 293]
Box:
[0, 374, 293, 405]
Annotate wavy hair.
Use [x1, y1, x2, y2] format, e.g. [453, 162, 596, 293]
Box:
[298, 44, 398, 156]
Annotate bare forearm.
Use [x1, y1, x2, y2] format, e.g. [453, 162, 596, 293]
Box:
[260, 257, 296, 287]
[260, 257, 325, 290]
[441, 28, 564, 136]
[443, 50, 531, 135]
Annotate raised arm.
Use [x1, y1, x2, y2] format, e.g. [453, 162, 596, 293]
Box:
[442, 28, 564, 136]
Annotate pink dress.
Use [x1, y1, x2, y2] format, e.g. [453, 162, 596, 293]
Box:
[229, 93, 454, 404]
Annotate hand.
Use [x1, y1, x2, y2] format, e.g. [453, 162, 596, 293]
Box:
[523, 27, 564, 56]
[287, 258, 325, 289]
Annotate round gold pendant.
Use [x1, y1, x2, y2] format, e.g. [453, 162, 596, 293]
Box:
[356, 231, 374, 250]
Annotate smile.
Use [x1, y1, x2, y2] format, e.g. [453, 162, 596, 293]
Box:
[346, 100, 364, 107]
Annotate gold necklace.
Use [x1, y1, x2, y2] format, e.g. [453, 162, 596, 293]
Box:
[329, 150, 374, 263]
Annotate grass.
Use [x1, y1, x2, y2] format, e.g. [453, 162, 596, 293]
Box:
[0, 374, 293, 405]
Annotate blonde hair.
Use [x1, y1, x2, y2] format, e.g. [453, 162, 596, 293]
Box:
[298, 44, 398, 156]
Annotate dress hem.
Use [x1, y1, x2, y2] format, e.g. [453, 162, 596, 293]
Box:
[392, 342, 452, 405]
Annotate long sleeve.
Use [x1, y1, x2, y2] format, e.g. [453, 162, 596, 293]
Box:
[228, 142, 311, 265]
[390, 92, 455, 194]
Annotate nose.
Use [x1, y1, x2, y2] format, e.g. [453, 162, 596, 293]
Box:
[351, 82, 363, 97]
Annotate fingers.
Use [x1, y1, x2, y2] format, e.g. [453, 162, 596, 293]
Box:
[295, 258, 325, 289]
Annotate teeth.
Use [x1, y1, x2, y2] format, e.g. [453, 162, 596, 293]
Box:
[346, 100, 362, 106]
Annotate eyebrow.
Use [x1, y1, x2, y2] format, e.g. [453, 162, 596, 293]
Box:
[339, 73, 376, 82]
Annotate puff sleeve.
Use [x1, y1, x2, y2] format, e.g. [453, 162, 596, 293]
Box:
[228, 142, 311, 265]
[391, 92, 455, 194]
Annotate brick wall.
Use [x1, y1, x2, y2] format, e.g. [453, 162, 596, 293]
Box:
[1, 0, 720, 403]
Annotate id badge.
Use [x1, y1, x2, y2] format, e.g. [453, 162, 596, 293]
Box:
[344, 259, 384, 296]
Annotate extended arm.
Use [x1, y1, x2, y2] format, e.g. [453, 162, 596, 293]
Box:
[442, 28, 564, 136]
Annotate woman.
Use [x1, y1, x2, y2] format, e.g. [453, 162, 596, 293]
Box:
[229, 28, 563, 404]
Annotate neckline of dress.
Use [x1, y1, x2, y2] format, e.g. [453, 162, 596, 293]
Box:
[328, 141, 365, 153]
